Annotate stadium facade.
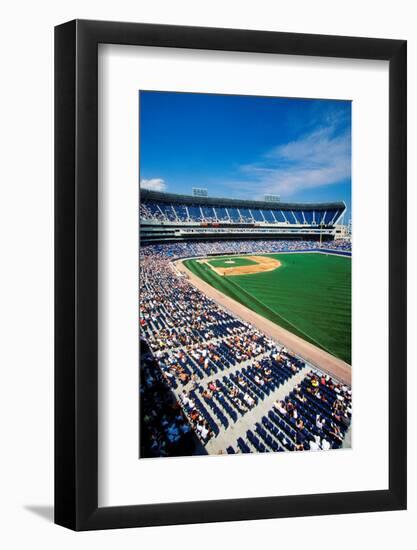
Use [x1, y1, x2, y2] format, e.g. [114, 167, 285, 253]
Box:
[140, 189, 347, 244]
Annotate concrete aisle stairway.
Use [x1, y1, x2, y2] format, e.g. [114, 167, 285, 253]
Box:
[205, 364, 310, 454]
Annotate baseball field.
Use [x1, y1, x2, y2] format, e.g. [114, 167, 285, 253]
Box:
[183, 252, 351, 364]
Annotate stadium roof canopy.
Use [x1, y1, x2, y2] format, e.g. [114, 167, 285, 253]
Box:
[140, 189, 346, 212]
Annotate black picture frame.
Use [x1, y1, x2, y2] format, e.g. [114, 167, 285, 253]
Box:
[55, 19, 407, 531]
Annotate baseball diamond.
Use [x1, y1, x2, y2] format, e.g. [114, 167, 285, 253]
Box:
[207, 257, 258, 268]
[202, 255, 282, 276]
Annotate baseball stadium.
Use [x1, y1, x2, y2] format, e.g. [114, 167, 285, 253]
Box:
[139, 188, 352, 458]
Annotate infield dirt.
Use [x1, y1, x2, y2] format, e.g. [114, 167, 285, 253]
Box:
[200, 255, 281, 276]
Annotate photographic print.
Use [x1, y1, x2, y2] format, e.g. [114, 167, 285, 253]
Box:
[139, 91, 352, 458]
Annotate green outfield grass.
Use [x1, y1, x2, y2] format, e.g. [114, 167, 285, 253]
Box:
[184, 253, 351, 364]
[208, 257, 257, 268]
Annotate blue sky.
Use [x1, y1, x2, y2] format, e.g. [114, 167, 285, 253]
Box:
[139, 91, 351, 220]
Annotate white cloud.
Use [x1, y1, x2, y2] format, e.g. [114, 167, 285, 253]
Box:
[237, 123, 351, 196]
[140, 178, 167, 192]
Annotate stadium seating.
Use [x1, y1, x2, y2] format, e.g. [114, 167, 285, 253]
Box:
[140, 239, 351, 262]
[140, 199, 346, 226]
[139, 190, 346, 228]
